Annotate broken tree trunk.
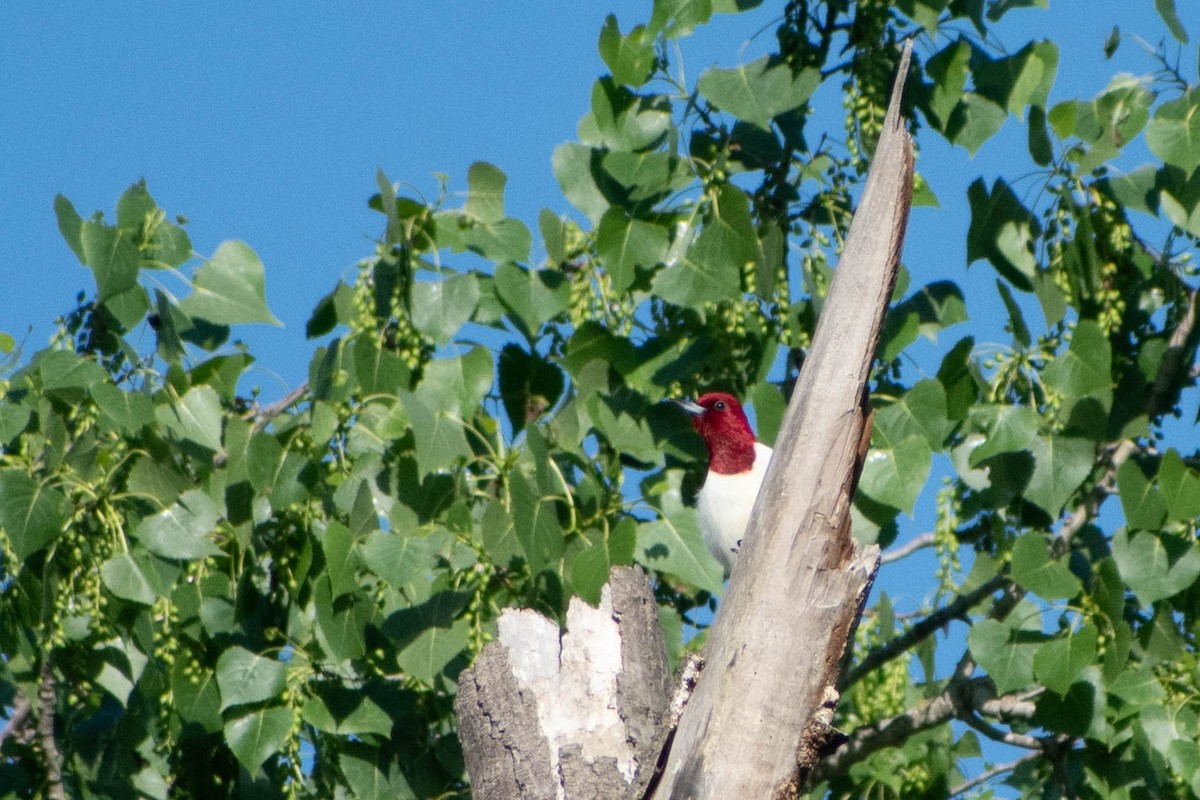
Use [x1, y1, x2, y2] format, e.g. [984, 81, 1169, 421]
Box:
[651, 44, 914, 799]
[455, 567, 672, 799]
[455, 45, 914, 799]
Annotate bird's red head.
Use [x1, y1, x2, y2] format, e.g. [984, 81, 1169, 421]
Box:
[677, 392, 757, 475]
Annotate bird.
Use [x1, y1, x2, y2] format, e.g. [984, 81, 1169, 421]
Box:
[674, 392, 772, 575]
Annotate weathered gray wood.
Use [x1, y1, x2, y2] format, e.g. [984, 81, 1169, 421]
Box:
[651, 44, 914, 799]
[455, 566, 671, 799]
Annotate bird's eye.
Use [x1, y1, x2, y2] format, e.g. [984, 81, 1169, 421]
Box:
[714, 401, 726, 411]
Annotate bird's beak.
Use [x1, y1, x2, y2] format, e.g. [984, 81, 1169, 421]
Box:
[672, 398, 704, 416]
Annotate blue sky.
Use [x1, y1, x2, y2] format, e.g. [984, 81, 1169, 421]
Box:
[2, 3, 1196, 790]
[3, 1, 1187, 388]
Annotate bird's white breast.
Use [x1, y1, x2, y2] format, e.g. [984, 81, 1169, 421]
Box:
[697, 442, 773, 574]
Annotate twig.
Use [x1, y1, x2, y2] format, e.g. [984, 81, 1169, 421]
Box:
[1147, 288, 1198, 419]
[37, 659, 66, 800]
[950, 753, 1041, 797]
[250, 380, 310, 433]
[810, 677, 1040, 785]
[959, 711, 1041, 750]
[841, 575, 1008, 690]
[0, 693, 31, 750]
[879, 532, 935, 565]
[213, 380, 311, 468]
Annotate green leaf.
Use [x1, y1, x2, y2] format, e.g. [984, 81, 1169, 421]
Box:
[925, 39, 972, 128]
[1033, 667, 1102, 738]
[583, 79, 672, 153]
[1108, 667, 1166, 714]
[1033, 624, 1098, 695]
[648, 0, 713, 39]
[81, 221, 140, 301]
[54, 194, 86, 262]
[971, 40, 1059, 117]
[598, 15, 655, 86]
[480, 500, 522, 568]
[1158, 449, 1200, 521]
[135, 490, 223, 560]
[880, 281, 969, 361]
[396, 617, 471, 686]
[697, 57, 819, 130]
[38, 350, 108, 392]
[1147, 88, 1200, 173]
[157, 385, 224, 452]
[596, 209, 669, 293]
[314, 575, 371, 661]
[638, 515, 724, 593]
[247, 433, 309, 511]
[340, 746, 416, 800]
[178, 241, 281, 326]
[945, 93, 1008, 154]
[493, 262, 571, 340]
[858, 436, 932, 514]
[361, 529, 445, 590]
[1010, 532, 1081, 600]
[0, 404, 31, 444]
[321, 521, 360, 598]
[651, 186, 754, 308]
[638, 470, 724, 591]
[968, 404, 1038, 465]
[1154, 0, 1189, 43]
[571, 518, 637, 605]
[508, 468, 565, 575]
[995, 279, 1031, 347]
[302, 686, 393, 738]
[1117, 460, 1168, 530]
[589, 393, 658, 463]
[1025, 435, 1095, 518]
[409, 273, 479, 345]
[399, 388, 470, 477]
[1028, 105, 1054, 166]
[223, 706, 293, 773]
[92, 637, 149, 706]
[1161, 190, 1200, 239]
[553, 143, 610, 223]
[351, 337, 409, 397]
[1112, 528, 1200, 606]
[600, 150, 689, 205]
[969, 617, 1041, 694]
[172, 660, 222, 732]
[464, 162, 506, 224]
[216, 646, 288, 710]
[874, 380, 949, 451]
[966, 178, 1039, 291]
[498, 344, 565, 436]
[100, 554, 159, 605]
[91, 382, 154, 435]
[0, 470, 68, 559]
[1043, 320, 1113, 430]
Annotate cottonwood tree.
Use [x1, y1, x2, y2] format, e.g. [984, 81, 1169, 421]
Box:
[2, 1, 1200, 798]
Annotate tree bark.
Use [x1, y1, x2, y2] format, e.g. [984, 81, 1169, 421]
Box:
[650, 44, 914, 799]
[455, 566, 672, 799]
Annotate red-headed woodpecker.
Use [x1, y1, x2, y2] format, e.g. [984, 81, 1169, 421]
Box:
[675, 392, 772, 575]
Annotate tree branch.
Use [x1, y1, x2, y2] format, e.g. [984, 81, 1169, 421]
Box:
[1147, 288, 1198, 420]
[840, 575, 1008, 690]
[0, 693, 32, 751]
[38, 659, 66, 800]
[950, 753, 1041, 797]
[810, 676, 1041, 785]
[249, 380, 310, 433]
[879, 532, 935, 565]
